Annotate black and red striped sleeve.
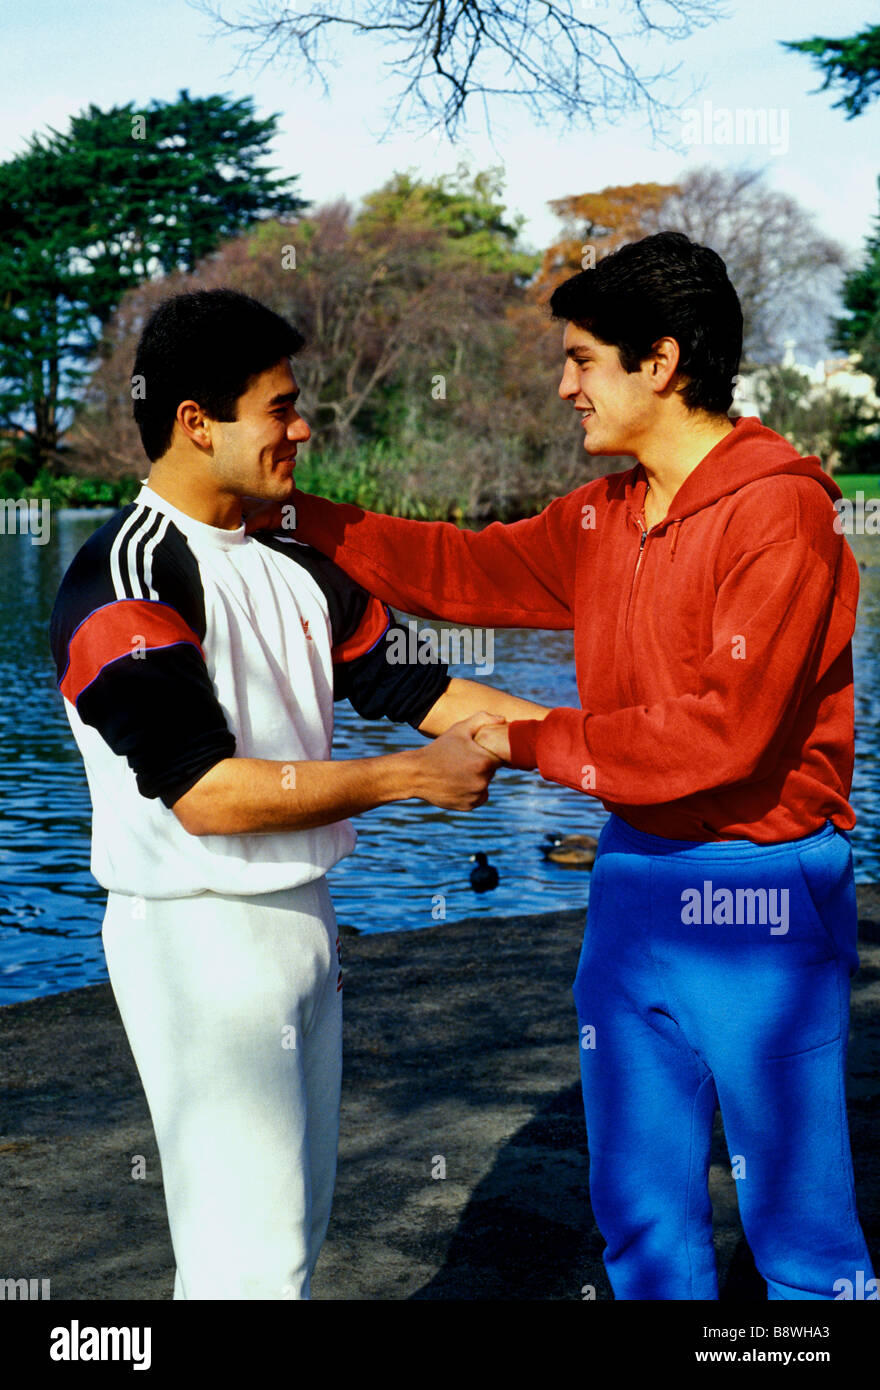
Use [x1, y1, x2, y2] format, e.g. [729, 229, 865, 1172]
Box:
[49, 506, 236, 807]
[254, 533, 451, 726]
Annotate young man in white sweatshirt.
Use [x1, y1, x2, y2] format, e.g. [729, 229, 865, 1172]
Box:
[50, 288, 548, 1300]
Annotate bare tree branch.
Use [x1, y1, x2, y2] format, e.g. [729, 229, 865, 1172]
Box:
[650, 166, 849, 362]
[192, 0, 725, 139]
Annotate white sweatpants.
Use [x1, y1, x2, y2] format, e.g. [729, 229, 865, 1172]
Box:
[101, 878, 343, 1300]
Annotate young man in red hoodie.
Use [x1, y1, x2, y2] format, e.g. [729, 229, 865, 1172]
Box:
[248, 232, 875, 1300]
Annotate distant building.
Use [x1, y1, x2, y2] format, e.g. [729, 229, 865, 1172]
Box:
[818, 357, 880, 408]
[732, 339, 880, 422]
[728, 340, 880, 472]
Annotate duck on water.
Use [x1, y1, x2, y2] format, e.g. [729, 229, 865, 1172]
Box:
[541, 834, 598, 869]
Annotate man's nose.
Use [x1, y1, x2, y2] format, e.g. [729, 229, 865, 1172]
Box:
[289, 413, 311, 441]
[559, 360, 577, 400]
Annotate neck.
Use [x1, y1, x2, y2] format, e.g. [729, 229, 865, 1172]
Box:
[640, 412, 735, 512]
[146, 451, 241, 530]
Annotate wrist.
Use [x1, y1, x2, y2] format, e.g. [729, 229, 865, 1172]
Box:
[378, 747, 425, 803]
[507, 719, 542, 770]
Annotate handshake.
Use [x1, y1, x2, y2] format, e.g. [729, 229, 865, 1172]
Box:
[411, 711, 512, 813]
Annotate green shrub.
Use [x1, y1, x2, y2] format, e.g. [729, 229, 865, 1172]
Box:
[838, 428, 880, 473]
[296, 442, 440, 517]
[22, 472, 141, 508]
[0, 467, 26, 499]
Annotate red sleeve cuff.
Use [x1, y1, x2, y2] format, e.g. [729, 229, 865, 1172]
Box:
[507, 719, 541, 770]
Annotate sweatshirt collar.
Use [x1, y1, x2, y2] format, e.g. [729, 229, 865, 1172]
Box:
[136, 484, 248, 550]
[624, 416, 840, 530]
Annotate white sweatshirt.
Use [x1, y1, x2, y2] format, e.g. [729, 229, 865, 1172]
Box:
[50, 485, 449, 898]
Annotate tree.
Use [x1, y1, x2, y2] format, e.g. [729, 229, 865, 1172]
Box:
[784, 17, 880, 407]
[71, 168, 538, 482]
[656, 168, 847, 364]
[742, 363, 874, 473]
[197, 0, 723, 138]
[834, 184, 880, 395]
[782, 23, 880, 118]
[55, 91, 305, 317]
[0, 143, 97, 477]
[72, 167, 614, 518]
[0, 92, 306, 477]
[538, 168, 848, 363]
[533, 182, 679, 298]
[355, 166, 535, 277]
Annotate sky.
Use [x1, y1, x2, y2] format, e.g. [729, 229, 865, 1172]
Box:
[0, 0, 877, 268]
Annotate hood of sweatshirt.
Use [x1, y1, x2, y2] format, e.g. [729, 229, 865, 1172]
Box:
[624, 415, 842, 533]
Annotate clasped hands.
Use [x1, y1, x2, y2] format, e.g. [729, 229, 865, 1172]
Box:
[471, 713, 512, 763]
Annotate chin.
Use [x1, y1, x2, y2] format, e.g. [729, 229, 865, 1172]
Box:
[583, 433, 631, 458]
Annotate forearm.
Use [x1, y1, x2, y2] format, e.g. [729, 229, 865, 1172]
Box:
[417, 677, 551, 737]
[173, 709, 504, 834]
[172, 752, 425, 836]
[285, 491, 576, 628]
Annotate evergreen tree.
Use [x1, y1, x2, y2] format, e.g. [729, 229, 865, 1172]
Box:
[782, 24, 880, 118]
[0, 91, 306, 477]
[834, 182, 880, 392]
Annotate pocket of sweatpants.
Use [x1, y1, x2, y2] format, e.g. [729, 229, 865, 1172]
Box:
[573, 855, 606, 991]
[582, 819, 615, 929]
[585, 854, 606, 928]
[794, 831, 859, 965]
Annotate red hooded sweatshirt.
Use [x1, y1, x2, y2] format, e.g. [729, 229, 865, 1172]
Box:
[287, 418, 858, 842]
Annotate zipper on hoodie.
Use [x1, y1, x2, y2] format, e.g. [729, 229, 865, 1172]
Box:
[630, 520, 648, 598]
[635, 526, 648, 575]
[624, 520, 650, 671]
[626, 478, 654, 635]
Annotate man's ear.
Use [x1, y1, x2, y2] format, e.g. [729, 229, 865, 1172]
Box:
[176, 400, 213, 450]
[647, 337, 681, 395]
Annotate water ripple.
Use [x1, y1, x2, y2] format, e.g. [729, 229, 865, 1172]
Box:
[2, 516, 878, 1004]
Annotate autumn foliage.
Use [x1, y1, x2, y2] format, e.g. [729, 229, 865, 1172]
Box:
[66, 166, 851, 518]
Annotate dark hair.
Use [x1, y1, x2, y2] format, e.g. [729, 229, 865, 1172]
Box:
[549, 231, 742, 415]
[132, 289, 305, 461]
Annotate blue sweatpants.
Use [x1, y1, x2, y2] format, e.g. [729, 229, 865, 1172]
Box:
[574, 814, 875, 1300]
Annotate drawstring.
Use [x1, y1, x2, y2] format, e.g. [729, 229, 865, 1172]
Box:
[669, 519, 682, 559]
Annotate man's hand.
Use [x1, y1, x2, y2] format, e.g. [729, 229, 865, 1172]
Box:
[474, 721, 512, 763]
[409, 710, 505, 810]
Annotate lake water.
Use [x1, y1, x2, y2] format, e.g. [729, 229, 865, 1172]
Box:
[2, 508, 879, 1006]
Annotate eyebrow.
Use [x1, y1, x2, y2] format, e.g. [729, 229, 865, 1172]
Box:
[268, 389, 300, 407]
